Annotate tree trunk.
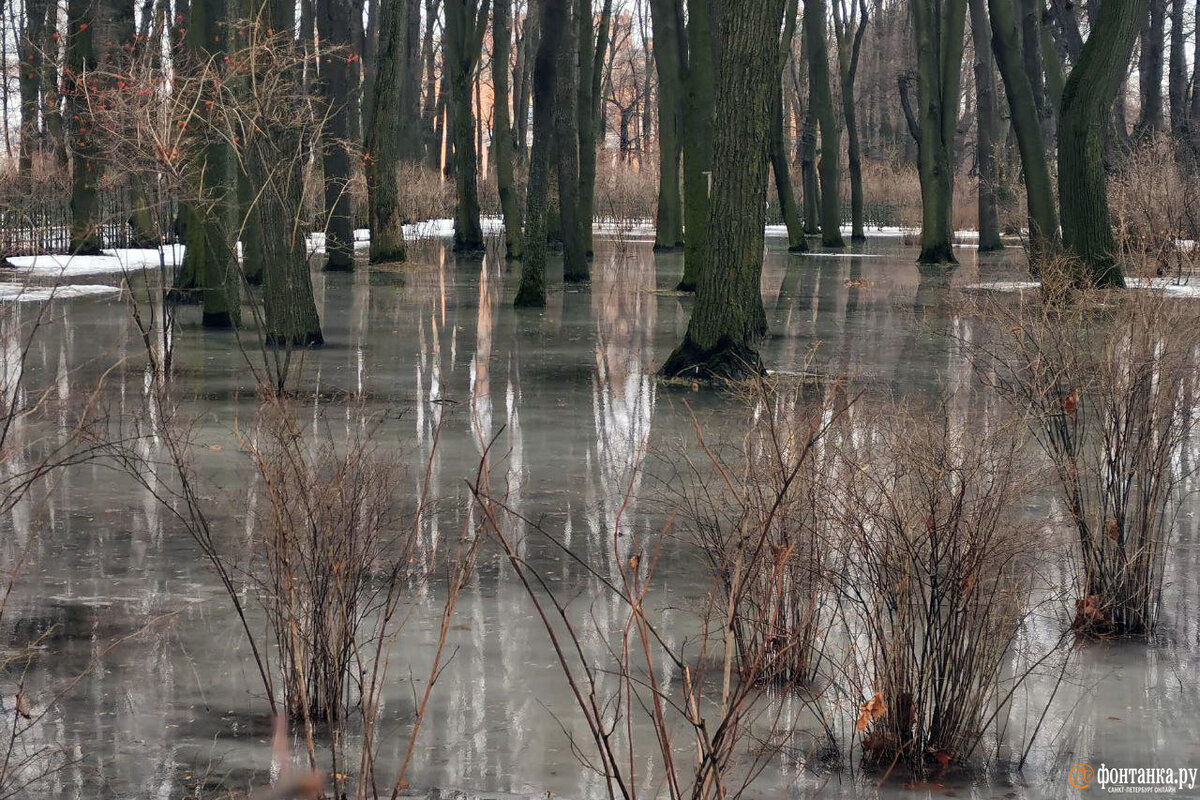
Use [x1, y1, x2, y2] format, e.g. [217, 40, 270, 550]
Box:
[989, 0, 1058, 255]
[800, 102, 820, 234]
[771, 0, 805, 251]
[445, 0, 489, 252]
[1135, 0, 1165, 137]
[42, 0, 66, 168]
[1018, 0, 1050, 142]
[494, 0, 523, 258]
[254, 0, 322, 345]
[556, 0, 587, 281]
[65, 0, 102, 254]
[970, 0, 1002, 251]
[677, 0, 714, 290]
[1167, 0, 1186, 140]
[912, 0, 968, 265]
[1058, 0, 1148, 286]
[513, 0, 566, 307]
[186, 0, 240, 326]
[660, 0, 786, 381]
[18, 0, 47, 180]
[804, 0, 845, 247]
[834, 0, 869, 242]
[367, 0, 410, 263]
[576, 0, 612, 258]
[649, 0, 685, 250]
[317, 0, 357, 270]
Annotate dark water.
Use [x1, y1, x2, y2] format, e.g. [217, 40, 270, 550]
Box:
[1, 230, 1198, 799]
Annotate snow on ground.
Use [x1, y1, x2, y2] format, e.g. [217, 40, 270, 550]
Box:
[5, 245, 184, 277]
[964, 278, 1200, 296]
[0, 283, 121, 302]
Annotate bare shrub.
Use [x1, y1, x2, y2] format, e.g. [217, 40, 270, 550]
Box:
[667, 378, 852, 687]
[595, 154, 657, 231]
[471, 442, 816, 800]
[393, 162, 456, 228]
[969, 289, 1200, 635]
[831, 403, 1046, 774]
[1109, 134, 1200, 280]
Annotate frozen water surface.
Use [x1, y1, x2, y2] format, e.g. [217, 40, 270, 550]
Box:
[1, 233, 1197, 799]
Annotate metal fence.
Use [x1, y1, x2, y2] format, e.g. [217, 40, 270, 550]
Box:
[1, 187, 180, 258]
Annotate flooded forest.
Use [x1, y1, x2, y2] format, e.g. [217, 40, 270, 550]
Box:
[1, 0, 1199, 797]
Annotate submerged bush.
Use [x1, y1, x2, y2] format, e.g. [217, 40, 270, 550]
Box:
[831, 405, 1041, 774]
[975, 289, 1200, 636]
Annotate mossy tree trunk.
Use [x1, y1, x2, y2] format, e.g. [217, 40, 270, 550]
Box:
[513, 0, 566, 307]
[576, 0, 612, 258]
[493, 0, 523, 258]
[911, 0, 968, 265]
[316, 0, 357, 270]
[968, 0, 1002, 251]
[833, 0, 870, 242]
[648, 0, 685, 250]
[677, 0, 714, 290]
[445, 0, 490, 252]
[660, 0, 786, 382]
[42, 0, 67, 169]
[989, 0, 1058, 256]
[367, 0, 409, 264]
[771, 0, 806, 252]
[1057, 0, 1147, 287]
[804, 0, 845, 247]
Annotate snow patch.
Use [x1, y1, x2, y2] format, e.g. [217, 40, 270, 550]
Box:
[0, 283, 121, 302]
[5, 245, 184, 276]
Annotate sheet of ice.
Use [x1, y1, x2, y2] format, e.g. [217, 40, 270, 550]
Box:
[0, 283, 121, 302]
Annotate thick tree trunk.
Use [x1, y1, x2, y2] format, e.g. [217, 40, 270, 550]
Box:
[494, 0, 523, 258]
[677, 0, 714, 290]
[317, 0, 357, 270]
[253, 0, 322, 345]
[556, 1, 587, 281]
[912, 0, 968, 265]
[513, 0, 566, 307]
[367, 0, 410, 264]
[649, 0, 685, 250]
[969, 0, 1002, 251]
[1058, 0, 1148, 286]
[804, 0, 844, 247]
[989, 0, 1058, 255]
[660, 0, 786, 382]
[445, 0, 489, 252]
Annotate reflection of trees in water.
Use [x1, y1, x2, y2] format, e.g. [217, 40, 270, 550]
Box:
[586, 251, 657, 579]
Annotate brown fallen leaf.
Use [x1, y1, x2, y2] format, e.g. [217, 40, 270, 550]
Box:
[15, 692, 30, 720]
[856, 691, 886, 732]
